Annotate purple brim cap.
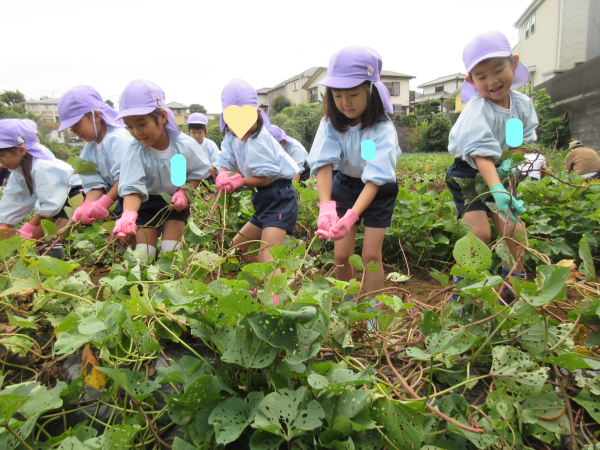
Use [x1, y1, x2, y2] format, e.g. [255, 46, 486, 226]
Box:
[460, 62, 530, 103]
[115, 106, 157, 120]
[58, 85, 124, 131]
[0, 119, 53, 160]
[318, 76, 365, 89]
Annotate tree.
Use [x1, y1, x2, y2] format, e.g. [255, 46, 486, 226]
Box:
[105, 99, 115, 108]
[443, 97, 456, 113]
[206, 125, 223, 148]
[421, 113, 452, 152]
[272, 96, 291, 115]
[40, 95, 50, 100]
[189, 103, 207, 113]
[0, 90, 26, 106]
[416, 99, 441, 116]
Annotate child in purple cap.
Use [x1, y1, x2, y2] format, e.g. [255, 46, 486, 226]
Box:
[186, 113, 220, 182]
[267, 125, 310, 183]
[113, 80, 211, 259]
[307, 46, 400, 299]
[213, 79, 299, 278]
[0, 119, 84, 253]
[446, 30, 539, 305]
[57, 86, 130, 226]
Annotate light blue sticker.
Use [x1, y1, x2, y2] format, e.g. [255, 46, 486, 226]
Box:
[361, 139, 376, 161]
[506, 118, 524, 148]
[170, 154, 186, 187]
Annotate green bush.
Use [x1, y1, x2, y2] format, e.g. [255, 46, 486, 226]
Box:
[271, 96, 292, 115]
[416, 99, 441, 116]
[269, 114, 301, 141]
[394, 115, 418, 128]
[206, 124, 223, 148]
[421, 113, 452, 153]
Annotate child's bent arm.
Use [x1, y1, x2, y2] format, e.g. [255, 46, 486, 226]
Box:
[475, 157, 501, 187]
[243, 176, 272, 188]
[123, 194, 142, 212]
[185, 180, 202, 189]
[85, 189, 105, 203]
[106, 182, 120, 201]
[29, 214, 44, 227]
[352, 182, 379, 216]
[316, 164, 333, 203]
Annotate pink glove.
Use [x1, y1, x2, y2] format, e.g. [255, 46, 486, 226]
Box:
[215, 170, 231, 192]
[72, 201, 94, 224]
[86, 195, 115, 221]
[113, 210, 138, 238]
[329, 209, 359, 241]
[221, 173, 244, 193]
[0, 225, 9, 229]
[17, 223, 39, 240]
[169, 189, 189, 211]
[316, 201, 339, 239]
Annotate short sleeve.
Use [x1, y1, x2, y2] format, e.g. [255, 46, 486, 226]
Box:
[214, 135, 239, 172]
[246, 134, 281, 179]
[0, 172, 37, 225]
[118, 145, 149, 202]
[307, 119, 343, 175]
[448, 100, 503, 169]
[79, 144, 108, 192]
[522, 98, 539, 145]
[361, 122, 398, 185]
[181, 136, 211, 181]
[32, 161, 71, 217]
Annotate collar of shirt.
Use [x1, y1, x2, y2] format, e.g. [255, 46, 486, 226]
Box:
[148, 142, 172, 157]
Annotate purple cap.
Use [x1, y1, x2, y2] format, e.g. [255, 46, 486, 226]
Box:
[22, 119, 38, 133]
[187, 113, 208, 126]
[267, 125, 287, 143]
[220, 78, 271, 132]
[461, 31, 530, 103]
[319, 46, 393, 114]
[58, 85, 124, 131]
[116, 80, 180, 134]
[0, 119, 53, 160]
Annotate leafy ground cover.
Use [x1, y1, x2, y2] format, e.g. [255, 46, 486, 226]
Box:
[0, 149, 599, 450]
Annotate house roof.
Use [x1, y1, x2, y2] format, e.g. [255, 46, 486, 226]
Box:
[302, 67, 328, 90]
[414, 91, 453, 103]
[22, 98, 59, 105]
[256, 88, 271, 94]
[417, 73, 467, 88]
[514, 0, 544, 26]
[268, 67, 324, 91]
[166, 102, 188, 109]
[381, 70, 416, 78]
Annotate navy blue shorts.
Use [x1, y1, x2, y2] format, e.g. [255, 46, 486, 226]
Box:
[331, 172, 399, 228]
[299, 162, 311, 183]
[137, 195, 190, 228]
[249, 179, 298, 234]
[202, 175, 215, 186]
[53, 186, 85, 220]
[111, 198, 124, 217]
[0, 168, 10, 187]
[446, 158, 518, 219]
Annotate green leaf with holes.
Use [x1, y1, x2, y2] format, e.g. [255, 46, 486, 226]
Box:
[252, 387, 325, 440]
[518, 265, 570, 306]
[348, 254, 364, 271]
[573, 389, 600, 423]
[371, 398, 423, 450]
[96, 367, 159, 402]
[307, 366, 376, 396]
[68, 155, 98, 175]
[208, 392, 264, 445]
[221, 320, 277, 369]
[490, 346, 549, 398]
[453, 232, 492, 272]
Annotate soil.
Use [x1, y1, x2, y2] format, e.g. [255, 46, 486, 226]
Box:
[425, 182, 448, 194]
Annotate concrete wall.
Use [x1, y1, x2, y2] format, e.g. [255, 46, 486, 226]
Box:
[559, 0, 589, 70]
[515, 0, 560, 86]
[587, 0, 600, 60]
[552, 91, 600, 150]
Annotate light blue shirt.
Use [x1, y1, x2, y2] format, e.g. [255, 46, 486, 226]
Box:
[448, 90, 539, 169]
[118, 133, 211, 202]
[308, 118, 399, 186]
[0, 157, 80, 225]
[79, 126, 130, 194]
[282, 137, 308, 173]
[198, 138, 221, 166]
[214, 127, 299, 180]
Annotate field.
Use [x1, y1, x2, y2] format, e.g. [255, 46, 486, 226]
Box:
[1, 149, 600, 450]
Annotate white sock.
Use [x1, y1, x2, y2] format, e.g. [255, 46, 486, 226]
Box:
[160, 240, 180, 253]
[135, 244, 156, 259]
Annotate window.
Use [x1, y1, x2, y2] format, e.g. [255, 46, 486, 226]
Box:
[384, 82, 400, 96]
[435, 85, 444, 93]
[531, 14, 536, 35]
[525, 20, 530, 39]
[173, 108, 181, 114]
[308, 89, 319, 103]
[393, 105, 405, 114]
[292, 82, 299, 91]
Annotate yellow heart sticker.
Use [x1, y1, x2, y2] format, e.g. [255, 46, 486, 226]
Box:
[223, 105, 258, 138]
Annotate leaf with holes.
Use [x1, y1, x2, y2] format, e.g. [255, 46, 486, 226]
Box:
[370, 398, 423, 450]
[102, 424, 141, 448]
[519, 265, 570, 306]
[579, 234, 595, 280]
[221, 320, 278, 369]
[573, 389, 600, 423]
[219, 291, 260, 318]
[425, 330, 477, 357]
[208, 392, 264, 445]
[348, 254, 364, 271]
[126, 284, 154, 316]
[453, 232, 492, 272]
[97, 367, 159, 402]
[522, 391, 569, 434]
[68, 155, 98, 175]
[490, 346, 549, 398]
[252, 387, 325, 440]
[308, 367, 376, 396]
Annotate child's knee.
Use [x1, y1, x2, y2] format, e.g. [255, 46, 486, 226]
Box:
[334, 250, 352, 265]
[362, 247, 382, 265]
[473, 227, 491, 244]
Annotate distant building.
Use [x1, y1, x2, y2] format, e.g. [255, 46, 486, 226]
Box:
[166, 102, 189, 127]
[513, 0, 600, 87]
[256, 88, 271, 115]
[21, 98, 60, 123]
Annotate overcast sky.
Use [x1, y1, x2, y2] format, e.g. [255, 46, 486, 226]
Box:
[1, 0, 529, 112]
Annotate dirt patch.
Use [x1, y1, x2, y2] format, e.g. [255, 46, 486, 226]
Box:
[426, 182, 448, 194]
